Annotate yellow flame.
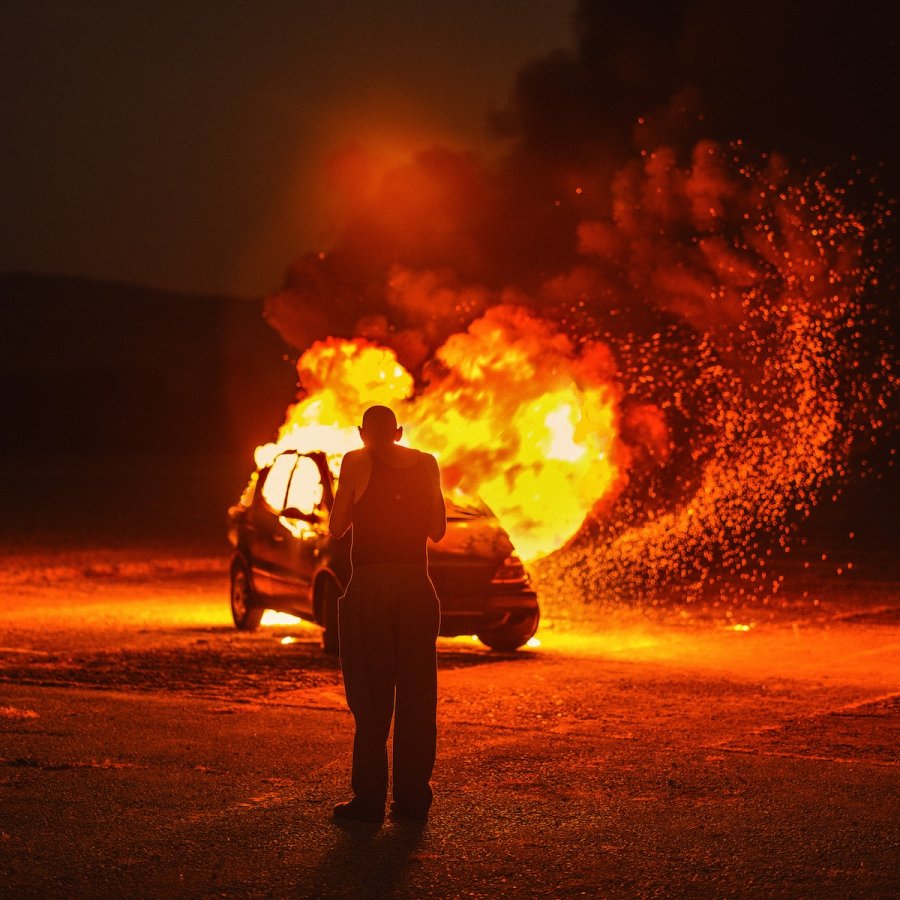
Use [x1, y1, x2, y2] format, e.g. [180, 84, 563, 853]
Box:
[255, 337, 415, 473]
[544, 404, 587, 462]
[254, 315, 621, 561]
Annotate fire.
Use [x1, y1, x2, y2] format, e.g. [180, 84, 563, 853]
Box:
[260, 611, 303, 626]
[404, 306, 622, 560]
[544, 405, 587, 462]
[256, 307, 624, 561]
[255, 338, 414, 471]
[257, 139, 892, 600]
[254, 339, 415, 512]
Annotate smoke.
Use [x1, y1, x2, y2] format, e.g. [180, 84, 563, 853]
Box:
[266, 1, 896, 353]
[262, 1, 895, 600]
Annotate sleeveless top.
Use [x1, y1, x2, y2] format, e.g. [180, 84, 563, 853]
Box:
[351, 449, 432, 567]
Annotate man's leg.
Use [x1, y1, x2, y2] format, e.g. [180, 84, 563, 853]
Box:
[339, 576, 397, 812]
[392, 572, 440, 816]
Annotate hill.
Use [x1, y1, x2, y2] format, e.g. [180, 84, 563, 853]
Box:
[0, 272, 295, 459]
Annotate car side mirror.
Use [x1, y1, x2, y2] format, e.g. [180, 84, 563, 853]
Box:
[281, 506, 320, 524]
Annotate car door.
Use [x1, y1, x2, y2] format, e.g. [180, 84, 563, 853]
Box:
[267, 453, 328, 614]
[246, 453, 298, 602]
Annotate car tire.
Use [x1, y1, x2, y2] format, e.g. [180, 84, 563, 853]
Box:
[320, 578, 341, 656]
[477, 611, 540, 652]
[231, 560, 264, 631]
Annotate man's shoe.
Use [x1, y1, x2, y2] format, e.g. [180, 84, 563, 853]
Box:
[389, 801, 429, 822]
[332, 799, 384, 824]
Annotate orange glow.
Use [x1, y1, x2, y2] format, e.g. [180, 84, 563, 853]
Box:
[260, 611, 304, 627]
[256, 337, 414, 474]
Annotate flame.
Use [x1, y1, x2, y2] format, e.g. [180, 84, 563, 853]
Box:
[255, 308, 623, 560]
[405, 308, 621, 560]
[255, 337, 415, 471]
[255, 141, 892, 600]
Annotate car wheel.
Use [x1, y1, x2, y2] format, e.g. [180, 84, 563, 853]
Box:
[477, 611, 540, 652]
[231, 561, 264, 631]
[320, 578, 341, 656]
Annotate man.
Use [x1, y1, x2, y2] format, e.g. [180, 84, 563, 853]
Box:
[328, 405, 446, 824]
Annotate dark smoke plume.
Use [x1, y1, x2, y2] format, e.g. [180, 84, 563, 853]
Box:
[266, 0, 897, 364]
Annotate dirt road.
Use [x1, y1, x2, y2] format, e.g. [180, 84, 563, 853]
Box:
[1, 565, 898, 897]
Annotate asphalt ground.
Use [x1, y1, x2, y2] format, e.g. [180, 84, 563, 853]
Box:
[1, 563, 898, 898]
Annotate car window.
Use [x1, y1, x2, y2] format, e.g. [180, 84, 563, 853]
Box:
[285, 455, 324, 516]
[260, 453, 297, 513]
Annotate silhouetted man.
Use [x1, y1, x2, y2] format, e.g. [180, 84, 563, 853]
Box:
[328, 405, 446, 824]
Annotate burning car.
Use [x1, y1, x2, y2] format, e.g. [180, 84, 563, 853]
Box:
[227, 450, 540, 652]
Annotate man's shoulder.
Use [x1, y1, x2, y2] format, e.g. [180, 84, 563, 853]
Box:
[341, 448, 369, 469]
[415, 449, 440, 470]
[393, 445, 438, 471]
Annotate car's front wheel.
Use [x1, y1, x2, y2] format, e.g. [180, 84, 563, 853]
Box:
[231, 560, 264, 631]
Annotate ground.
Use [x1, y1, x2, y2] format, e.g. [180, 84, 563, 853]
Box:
[1, 545, 898, 898]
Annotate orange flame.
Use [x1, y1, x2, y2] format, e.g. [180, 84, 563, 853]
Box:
[256, 307, 623, 560]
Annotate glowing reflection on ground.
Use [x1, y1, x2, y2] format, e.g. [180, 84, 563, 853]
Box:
[261, 610, 304, 626]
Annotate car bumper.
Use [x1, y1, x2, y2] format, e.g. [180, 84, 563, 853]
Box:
[438, 590, 539, 637]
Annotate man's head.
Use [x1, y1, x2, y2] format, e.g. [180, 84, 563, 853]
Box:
[359, 405, 402, 447]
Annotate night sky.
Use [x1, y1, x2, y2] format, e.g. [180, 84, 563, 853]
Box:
[3, 1, 574, 296]
[3, 1, 897, 298]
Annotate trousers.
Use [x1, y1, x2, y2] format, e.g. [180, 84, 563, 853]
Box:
[338, 563, 441, 814]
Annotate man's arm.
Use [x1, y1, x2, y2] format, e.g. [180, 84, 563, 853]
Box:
[328, 454, 356, 538]
[426, 454, 446, 543]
